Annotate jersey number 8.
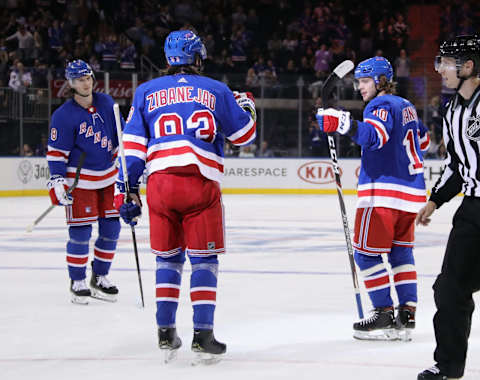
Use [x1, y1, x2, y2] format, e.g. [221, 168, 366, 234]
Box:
[154, 110, 217, 143]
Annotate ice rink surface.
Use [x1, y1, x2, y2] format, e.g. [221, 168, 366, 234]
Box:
[1, 194, 479, 380]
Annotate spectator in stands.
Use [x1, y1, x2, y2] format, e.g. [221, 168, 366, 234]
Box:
[88, 55, 101, 72]
[6, 24, 34, 62]
[394, 48, 410, 98]
[245, 67, 259, 90]
[100, 33, 119, 71]
[0, 39, 8, 85]
[238, 145, 256, 157]
[9, 61, 31, 93]
[23, 143, 34, 156]
[48, 19, 64, 51]
[314, 43, 332, 79]
[257, 140, 274, 157]
[34, 133, 48, 156]
[31, 59, 48, 88]
[120, 37, 137, 71]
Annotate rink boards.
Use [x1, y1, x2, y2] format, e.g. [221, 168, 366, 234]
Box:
[0, 157, 446, 197]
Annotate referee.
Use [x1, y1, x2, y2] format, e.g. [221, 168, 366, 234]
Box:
[417, 34, 480, 380]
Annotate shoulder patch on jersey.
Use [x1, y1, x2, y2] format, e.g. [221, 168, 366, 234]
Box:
[466, 115, 480, 141]
[50, 127, 57, 141]
[178, 77, 188, 83]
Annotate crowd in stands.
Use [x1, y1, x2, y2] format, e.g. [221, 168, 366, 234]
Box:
[1, 0, 477, 158]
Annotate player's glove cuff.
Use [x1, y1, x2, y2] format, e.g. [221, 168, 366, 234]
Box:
[47, 175, 73, 206]
[234, 91, 257, 121]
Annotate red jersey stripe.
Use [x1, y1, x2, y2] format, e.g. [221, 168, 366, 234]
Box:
[148, 146, 224, 172]
[230, 122, 256, 145]
[357, 189, 426, 202]
[124, 141, 147, 152]
[66, 168, 118, 182]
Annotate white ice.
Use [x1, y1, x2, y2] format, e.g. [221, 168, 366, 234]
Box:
[0, 195, 479, 380]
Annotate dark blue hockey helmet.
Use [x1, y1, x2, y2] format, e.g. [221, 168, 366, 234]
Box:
[354, 57, 394, 87]
[65, 59, 94, 81]
[164, 30, 207, 66]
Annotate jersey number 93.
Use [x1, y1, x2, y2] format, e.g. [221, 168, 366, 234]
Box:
[154, 110, 217, 143]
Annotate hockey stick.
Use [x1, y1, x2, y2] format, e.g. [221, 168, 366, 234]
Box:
[321, 60, 364, 319]
[26, 151, 86, 233]
[113, 103, 145, 308]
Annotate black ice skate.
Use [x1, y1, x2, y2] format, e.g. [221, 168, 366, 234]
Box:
[353, 306, 397, 340]
[395, 305, 416, 341]
[90, 263, 118, 302]
[191, 329, 226, 365]
[417, 365, 451, 380]
[70, 279, 91, 305]
[158, 327, 182, 363]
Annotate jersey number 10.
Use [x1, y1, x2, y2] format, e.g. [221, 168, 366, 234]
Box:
[154, 110, 217, 143]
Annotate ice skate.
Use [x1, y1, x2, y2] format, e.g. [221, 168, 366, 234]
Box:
[395, 305, 416, 341]
[353, 307, 397, 340]
[158, 327, 182, 364]
[191, 330, 226, 365]
[417, 365, 458, 380]
[70, 279, 91, 305]
[90, 265, 118, 302]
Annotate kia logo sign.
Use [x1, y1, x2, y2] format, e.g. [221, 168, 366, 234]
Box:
[297, 161, 342, 184]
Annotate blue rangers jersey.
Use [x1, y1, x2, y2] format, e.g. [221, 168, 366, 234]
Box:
[120, 74, 256, 185]
[47, 92, 122, 189]
[352, 94, 430, 213]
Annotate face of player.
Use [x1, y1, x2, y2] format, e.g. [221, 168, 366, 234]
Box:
[357, 77, 377, 102]
[436, 56, 460, 89]
[72, 75, 93, 97]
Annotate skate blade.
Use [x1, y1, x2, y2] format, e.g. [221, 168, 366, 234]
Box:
[395, 328, 413, 342]
[353, 328, 398, 341]
[191, 352, 224, 366]
[90, 288, 117, 302]
[160, 348, 179, 364]
[71, 295, 89, 305]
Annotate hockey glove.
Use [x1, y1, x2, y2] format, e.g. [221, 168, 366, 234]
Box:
[47, 175, 73, 206]
[316, 108, 351, 135]
[234, 91, 257, 121]
[114, 181, 142, 226]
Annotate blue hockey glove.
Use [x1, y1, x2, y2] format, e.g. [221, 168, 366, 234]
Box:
[114, 181, 142, 226]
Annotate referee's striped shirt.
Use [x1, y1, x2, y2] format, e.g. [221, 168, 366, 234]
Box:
[430, 85, 480, 207]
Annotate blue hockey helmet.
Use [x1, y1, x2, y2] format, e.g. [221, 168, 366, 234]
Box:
[65, 59, 94, 81]
[164, 30, 207, 66]
[354, 57, 393, 86]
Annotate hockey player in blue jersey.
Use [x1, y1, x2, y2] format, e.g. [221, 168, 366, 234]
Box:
[46, 60, 123, 304]
[316, 57, 430, 340]
[113, 30, 256, 363]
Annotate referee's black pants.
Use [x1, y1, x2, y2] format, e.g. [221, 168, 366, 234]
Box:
[432, 197, 480, 378]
